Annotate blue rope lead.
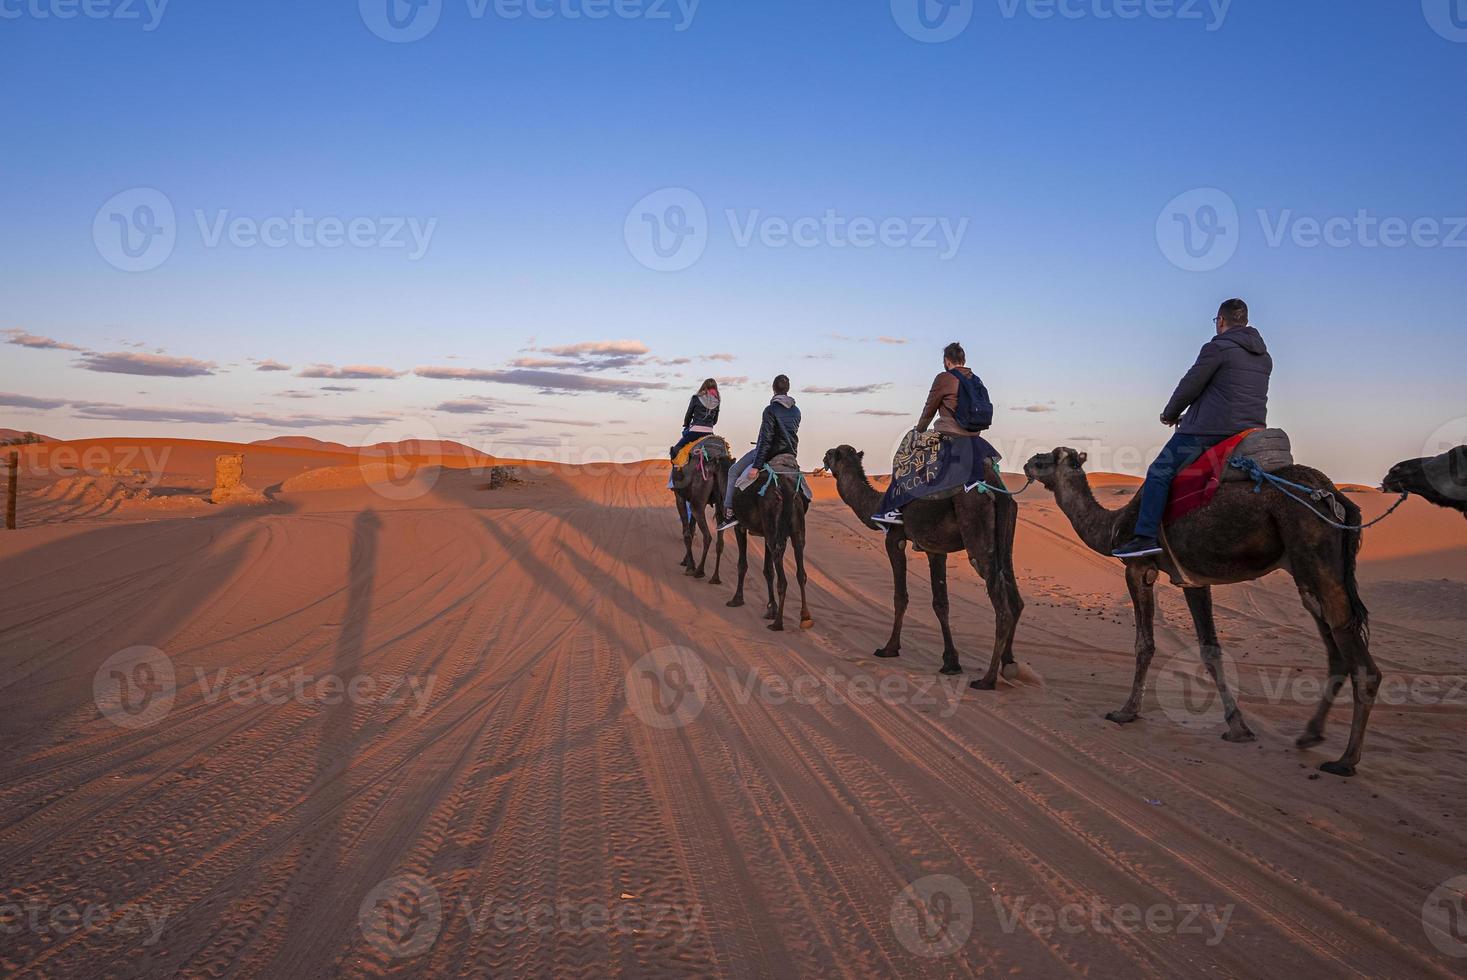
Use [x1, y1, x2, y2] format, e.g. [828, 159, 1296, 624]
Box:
[966, 458, 1033, 497]
[1229, 455, 1409, 532]
[757, 465, 806, 498]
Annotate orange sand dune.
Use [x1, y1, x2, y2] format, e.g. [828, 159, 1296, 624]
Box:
[1, 438, 1464, 976]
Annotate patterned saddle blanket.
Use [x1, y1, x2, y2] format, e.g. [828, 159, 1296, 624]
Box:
[884, 430, 1001, 510]
[673, 435, 730, 470]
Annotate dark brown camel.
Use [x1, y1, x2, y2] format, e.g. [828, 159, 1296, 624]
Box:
[725, 462, 813, 631]
[821, 446, 1023, 690]
[1382, 445, 1467, 518]
[1024, 447, 1377, 777]
[672, 441, 730, 582]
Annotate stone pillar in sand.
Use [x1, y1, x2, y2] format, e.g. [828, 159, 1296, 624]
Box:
[211, 453, 264, 505]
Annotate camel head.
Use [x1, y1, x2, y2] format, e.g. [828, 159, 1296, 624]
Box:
[1380, 456, 1425, 496]
[822, 445, 865, 478]
[1024, 447, 1088, 491]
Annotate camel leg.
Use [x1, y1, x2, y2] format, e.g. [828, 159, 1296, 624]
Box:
[676, 491, 695, 569]
[1297, 583, 1379, 777]
[927, 553, 962, 676]
[767, 535, 789, 631]
[1296, 609, 1347, 748]
[995, 493, 1024, 680]
[709, 517, 724, 586]
[968, 497, 1024, 691]
[726, 527, 748, 608]
[1107, 563, 1158, 725]
[761, 538, 779, 622]
[792, 508, 813, 630]
[690, 500, 713, 579]
[876, 533, 909, 659]
[1184, 587, 1254, 742]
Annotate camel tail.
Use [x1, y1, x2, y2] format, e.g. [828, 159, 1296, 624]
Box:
[1338, 493, 1370, 646]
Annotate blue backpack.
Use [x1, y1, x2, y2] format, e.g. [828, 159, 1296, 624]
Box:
[949, 369, 993, 431]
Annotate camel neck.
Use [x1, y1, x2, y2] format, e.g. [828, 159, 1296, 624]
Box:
[1053, 468, 1131, 555]
[834, 462, 883, 518]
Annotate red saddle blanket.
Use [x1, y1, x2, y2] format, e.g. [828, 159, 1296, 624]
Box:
[1164, 429, 1259, 525]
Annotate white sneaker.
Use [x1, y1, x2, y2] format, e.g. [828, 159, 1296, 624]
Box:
[871, 511, 904, 527]
[717, 518, 739, 532]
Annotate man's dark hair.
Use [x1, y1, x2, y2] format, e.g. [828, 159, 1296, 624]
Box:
[1218, 298, 1249, 328]
[772, 374, 790, 395]
[943, 342, 966, 366]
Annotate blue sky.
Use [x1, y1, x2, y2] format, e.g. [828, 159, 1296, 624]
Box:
[2, 0, 1464, 480]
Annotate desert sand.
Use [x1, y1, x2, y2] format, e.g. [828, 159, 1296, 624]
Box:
[1, 438, 1465, 977]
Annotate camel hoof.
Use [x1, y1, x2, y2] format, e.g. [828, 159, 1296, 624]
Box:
[799, 618, 814, 630]
[874, 649, 900, 659]
[1295, 731, 1325, 748]
[939, 663, 963, 677]
[970, 676, 996, 691]
[1221, 729, 1256, 744]
[1001, 663, 1021, 682]
[726, 598, 744, 608]
[1319, 760, 1356, 778]
[762, 610, 775, 621]
[692, 570, 706, 580]
[768, 622, 785, 632]
[1105, 710, 1139, 726]
[709, 576, 721, 586]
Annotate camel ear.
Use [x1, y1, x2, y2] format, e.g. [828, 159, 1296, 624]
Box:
[858, 451, 865, 460]
[1077, 451, 1088, 466]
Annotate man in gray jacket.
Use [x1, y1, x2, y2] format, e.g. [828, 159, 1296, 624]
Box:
[1113, 298, 1273, 558]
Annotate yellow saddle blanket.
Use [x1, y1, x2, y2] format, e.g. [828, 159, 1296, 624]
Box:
[674, 435, 729, 470]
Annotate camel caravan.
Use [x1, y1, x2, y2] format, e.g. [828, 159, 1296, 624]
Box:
[665, 301, 1465, 778]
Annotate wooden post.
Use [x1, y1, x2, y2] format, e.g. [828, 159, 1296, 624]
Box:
[5, 450, 16, 530]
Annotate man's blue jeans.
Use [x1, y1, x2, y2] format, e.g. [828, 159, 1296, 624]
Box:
[725, 450, 758, 512]
[1133, 432, 1228, 540]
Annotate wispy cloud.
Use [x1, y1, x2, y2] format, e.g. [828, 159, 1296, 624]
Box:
[824, 333, 910, 346]
[77, 351, 218, 377]
[244, 412, 394, 429]
[4, 329, 84, 352]
[70, 401, 237, 424]
[857, 409, 907, 417]
[805, 383, 892, 395]
[297, 363, 404, 380]
[536, 340, 649, 358]
[415, 366, 668, 397]
[0, 391, 68, 410]
[525, 418, 598, 428]
[1010, 403, 1057, 414]
[252, 358, 292, 372]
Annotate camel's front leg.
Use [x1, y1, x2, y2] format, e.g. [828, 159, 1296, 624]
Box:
[726, 528, 749, 608]
[690, 503, 713, 579]
[709, 518, 724, 586]
[767, 535, 788, 631]
[1107, 562, 1158, 724]
[1184, 587, 1254, 742]
[876, 532, 909, 658]
[792, 509, 813, 630]
[927, 553, 962, 675]
[761, 540, 779, 623]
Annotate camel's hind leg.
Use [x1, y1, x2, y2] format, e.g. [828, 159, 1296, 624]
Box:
[792, 500, 813, 630]
[689, 497, 713, 579]
[1295, 609, 1347, 749]
[1295, 581, 1379, 777]
[766, 534, 788, 631]
[675, 491, 696, 569]
[876, 532, 909, 658]
[969, 494, 1024, 691]
[726, 527, 749, 608]
[927, 553, 962, 675]
[709, 516, 724, 586]
[1107, 562, 1158, 725]
[1183, 587, 1254, 742]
